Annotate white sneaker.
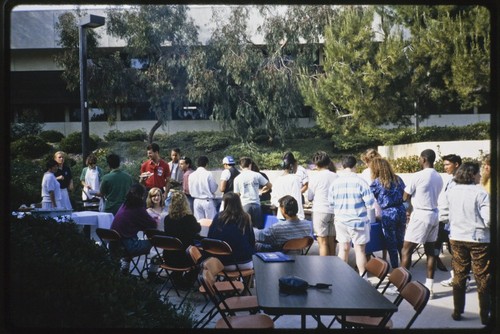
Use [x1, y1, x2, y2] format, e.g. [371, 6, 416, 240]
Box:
[425, 284, 434, 299]
[465, 277, 471, 292]
[440, 277, 453, 287]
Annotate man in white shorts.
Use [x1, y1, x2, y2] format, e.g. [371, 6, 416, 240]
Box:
[329, 156, 375, 276]
[189, 156, 218, 220]
[401, 149, 443, 298]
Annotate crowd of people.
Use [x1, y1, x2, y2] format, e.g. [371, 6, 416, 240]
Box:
[39, 144, 491, 324]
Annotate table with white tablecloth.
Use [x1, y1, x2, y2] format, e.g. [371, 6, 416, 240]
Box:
[71, 211, 114, 240]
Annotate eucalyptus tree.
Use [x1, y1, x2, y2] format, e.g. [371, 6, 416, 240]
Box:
[187, 5, 339, 145]
[55, 5, 200, 142]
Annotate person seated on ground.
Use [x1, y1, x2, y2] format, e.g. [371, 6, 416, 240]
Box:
[163, 190, 201, 289]
[255, 195, 313, 252]
[208, 192, 255, 272]
[110, 183, 158, 280]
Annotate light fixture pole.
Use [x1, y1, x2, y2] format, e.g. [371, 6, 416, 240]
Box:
[79, 14, 105, 163]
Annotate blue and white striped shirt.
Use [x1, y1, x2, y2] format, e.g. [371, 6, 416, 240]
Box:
[328, 171, 375, 229]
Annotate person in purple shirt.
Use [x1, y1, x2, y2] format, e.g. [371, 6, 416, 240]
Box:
[111, 183, 158, 278]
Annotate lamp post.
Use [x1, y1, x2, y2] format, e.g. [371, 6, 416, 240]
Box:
[79, 14, 105, 163]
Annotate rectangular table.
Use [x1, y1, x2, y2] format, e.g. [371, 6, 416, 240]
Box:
[71, 211, 114, 240]
[253, 255, 397, 329]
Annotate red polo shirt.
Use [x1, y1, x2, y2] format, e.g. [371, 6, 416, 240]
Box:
[140, 159, 170, 190]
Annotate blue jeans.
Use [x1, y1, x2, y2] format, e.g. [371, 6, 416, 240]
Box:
[122, 236, 152, 258]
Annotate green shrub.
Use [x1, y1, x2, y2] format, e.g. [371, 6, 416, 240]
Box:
[10, 158, 46, 210]
[10, 135, 52, 159]
[39, 130, 65, 142]
[59, 132, 98, 153]
[389, 156, 421, 173]
[9, 215, 194, 328]
[193, 132, 231, 153]
[104, 129, 147, 142]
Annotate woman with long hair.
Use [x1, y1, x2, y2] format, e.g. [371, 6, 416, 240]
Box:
[208, 192, 255, 271]
[369, 157, 407, 269]
[447, 162, 490, 324]
[480, 154, 491, 194]
[271, 152, 305, 220]
[146, 187, 166, 229]
[163, 191, 201, 287]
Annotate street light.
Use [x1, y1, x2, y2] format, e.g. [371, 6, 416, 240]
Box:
[79, 14, 105, 163]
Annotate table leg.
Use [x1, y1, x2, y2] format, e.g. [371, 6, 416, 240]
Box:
[301, 314, 306, 329]
[83, 225, 91, 239]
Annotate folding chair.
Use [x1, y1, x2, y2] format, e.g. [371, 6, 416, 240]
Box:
[411, 244, 426, 267]
[198, 264, 274, 329]
[95, 228, 147, 277]
[201, 238, 254, 295]
[362, 257, 390, 289]
[150, 235, 198, 308]
[282, 236, 314, 255]
[193, 257, 259, 329]
[380, 267, 412, 295]
[339, 280, 428, 329]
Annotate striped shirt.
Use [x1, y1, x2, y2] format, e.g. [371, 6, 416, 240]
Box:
[256, 219, 313, 251]
[328, 171, 375, 229]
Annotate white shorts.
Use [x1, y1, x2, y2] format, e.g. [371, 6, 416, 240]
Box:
[193, 198, 216, 221]
[404, 210, 439, 244]
[335, 222, 370, 245]
[312, 212, 336, 237]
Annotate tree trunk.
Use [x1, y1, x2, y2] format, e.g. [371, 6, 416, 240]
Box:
[148, 119, 164, 143]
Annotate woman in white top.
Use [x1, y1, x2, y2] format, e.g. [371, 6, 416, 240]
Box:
[271, 152, 304, 220]
[308, 151, 339, 256]
[146, 187, 166, 230]
[41, 160, 61, 209]
[80, 153, 103, 210]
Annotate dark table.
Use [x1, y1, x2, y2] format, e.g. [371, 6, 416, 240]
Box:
[253, 255, 397, 329]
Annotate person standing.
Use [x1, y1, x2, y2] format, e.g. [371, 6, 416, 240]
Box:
[233, 157, 272, 229]
[480, 154, 491, 194]
[179, 156, 195, 211]
[219, 156, 240, 194]
[307, 151, 338, 256]
[255, 195, 312, 252]
[271, 152, 305, 221]
[400, 149, 443, 298]
[41, 160, 61, 209]
[446, 162, 490, 325]
[369, 157, 407, 269]
[328, 156, 375, 277]
[168, 148, 184, 190]
[80, 153, 104, 210]
[140, 143, 170, 194]
[111, 184, 158, 279]
[99, 153, 134, 215]
[437, 154, 464, 286]
[250, 160, 272, 202]
[189, 156, 218, 220]
[54, 151, 73, 209]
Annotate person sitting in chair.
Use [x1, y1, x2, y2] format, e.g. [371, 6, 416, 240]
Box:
[255, 195, 313, 252]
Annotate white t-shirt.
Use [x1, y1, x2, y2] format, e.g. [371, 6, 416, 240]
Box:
[307, 169, 338, 214]
[233, 169, 269, 206]
[41, 171, 61, 206]
[271, 173, 304, 220]
[296, 165, 309, 187]
[220, 168, 231, 181]
[404, 168, 443, 211]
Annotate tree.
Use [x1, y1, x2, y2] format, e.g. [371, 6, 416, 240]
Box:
[55, 5, 199, 143]
[298, 5, 490, 135]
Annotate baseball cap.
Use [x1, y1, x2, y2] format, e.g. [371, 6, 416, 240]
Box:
[222, 156, 235, 165]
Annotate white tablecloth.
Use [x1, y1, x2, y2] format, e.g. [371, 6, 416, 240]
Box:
[71, 211, 114, 229]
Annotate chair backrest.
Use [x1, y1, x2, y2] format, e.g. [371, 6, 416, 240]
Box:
[203, 256, 225, 276]
[382, 267, 412, 294]
[144, 228, 165, 240]
[151, 235, 183, 251]
[282, 236, 314, 254]
[363, 257, 390, 289]
[96, 228, 121, 243]
[399, 281, 430, 329]
[201, 238, 232, 256]
[187, 245, 203, 265]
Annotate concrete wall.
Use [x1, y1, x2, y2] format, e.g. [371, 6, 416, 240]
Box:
[378, 140, 491, 160]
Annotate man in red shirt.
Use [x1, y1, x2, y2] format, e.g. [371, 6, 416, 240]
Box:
[140, 143, 170, 194]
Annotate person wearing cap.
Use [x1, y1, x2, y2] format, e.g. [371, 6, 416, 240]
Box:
[233, 157, 272, 229]
[220, 155, 240, 194]
[188, 156, 218, 220]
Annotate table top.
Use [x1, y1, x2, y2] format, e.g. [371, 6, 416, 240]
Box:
[253, 255, 397, 317]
